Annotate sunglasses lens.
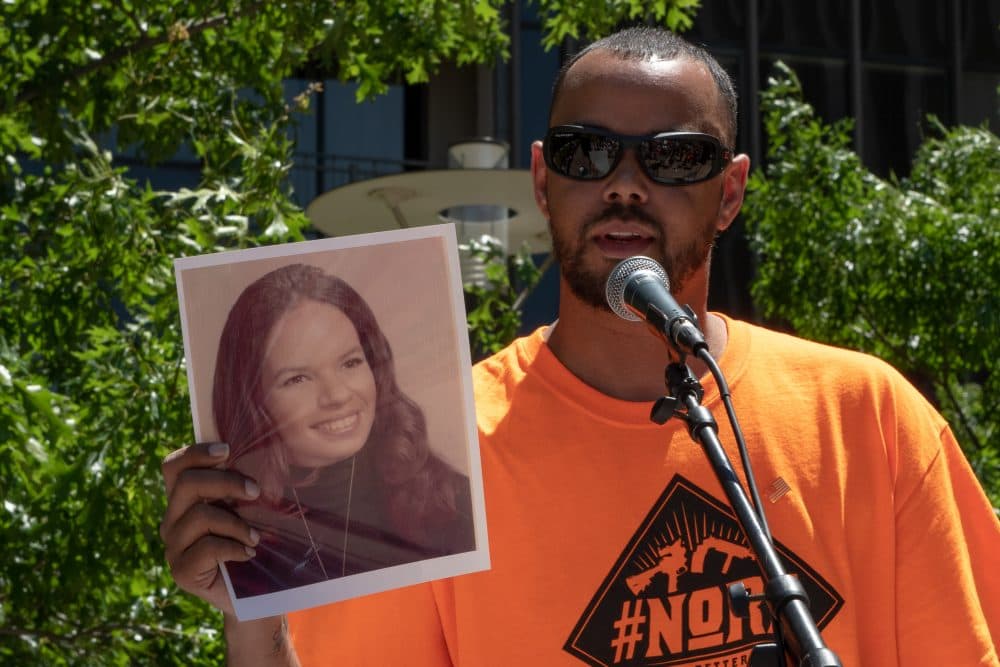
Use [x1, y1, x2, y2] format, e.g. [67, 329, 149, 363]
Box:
[545, 127, 729, 184]
[546, 130, 620, 179]
[640, 136, 721, 184]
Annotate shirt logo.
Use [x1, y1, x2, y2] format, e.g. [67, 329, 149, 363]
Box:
[564, 475, 842, 666]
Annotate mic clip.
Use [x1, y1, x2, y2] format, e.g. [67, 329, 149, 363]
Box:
[650, 362, 705, 425]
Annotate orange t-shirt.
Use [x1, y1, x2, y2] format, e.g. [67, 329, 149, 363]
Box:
[289, 316, 1000, 666]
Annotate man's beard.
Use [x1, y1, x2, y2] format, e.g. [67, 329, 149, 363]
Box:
[549, 202, 717, 311]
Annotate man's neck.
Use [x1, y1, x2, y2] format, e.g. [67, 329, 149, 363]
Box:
[546, 284, 727, 402]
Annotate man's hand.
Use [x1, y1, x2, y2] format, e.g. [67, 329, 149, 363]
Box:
[160, 443, 301, 665]
[160, 442, 260, 614]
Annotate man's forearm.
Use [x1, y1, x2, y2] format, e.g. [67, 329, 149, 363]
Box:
[224, 614, 301, 666]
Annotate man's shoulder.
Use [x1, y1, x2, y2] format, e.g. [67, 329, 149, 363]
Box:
[730, 316, 897, 371]
[726, 316, 934, 412]
[469, 328, 549, 432]
[471, 328, 546, 390]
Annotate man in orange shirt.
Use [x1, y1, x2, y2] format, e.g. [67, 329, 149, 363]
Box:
[161, 26, 1000, 665]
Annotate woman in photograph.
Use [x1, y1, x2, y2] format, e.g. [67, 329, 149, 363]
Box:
[212, 263, 475, 597]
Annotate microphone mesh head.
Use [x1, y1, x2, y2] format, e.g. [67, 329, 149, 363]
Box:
[605, 256, 669, 321]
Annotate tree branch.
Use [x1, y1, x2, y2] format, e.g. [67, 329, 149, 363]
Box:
[111, 0, 150, 39]
[939, 377, 985, 453]
[12, 3, 266, 111]
[0, 618, 189, 646]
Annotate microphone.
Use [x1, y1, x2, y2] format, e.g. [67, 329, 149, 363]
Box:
[605, 256, 708, 355]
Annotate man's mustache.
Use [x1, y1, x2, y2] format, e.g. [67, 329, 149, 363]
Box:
[582, 203, 660, 235]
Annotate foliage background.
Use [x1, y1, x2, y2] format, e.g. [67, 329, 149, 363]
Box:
[0, 1, 699, 664]
[3, 3, 995, 664]
[745, 62, 1000, 507]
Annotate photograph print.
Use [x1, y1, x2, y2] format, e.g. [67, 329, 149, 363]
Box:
[174, 224, 490, 621]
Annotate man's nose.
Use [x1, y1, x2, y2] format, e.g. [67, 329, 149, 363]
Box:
[602, 148, 650, 204]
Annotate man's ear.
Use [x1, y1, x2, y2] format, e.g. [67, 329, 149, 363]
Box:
[716, 153, 750, 233]
[530, 140, 550, 221]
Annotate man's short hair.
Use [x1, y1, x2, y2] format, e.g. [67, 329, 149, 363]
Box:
[549, 26, 738, 147]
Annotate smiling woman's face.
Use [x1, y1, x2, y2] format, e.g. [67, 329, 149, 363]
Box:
[260, 299, 377, 468]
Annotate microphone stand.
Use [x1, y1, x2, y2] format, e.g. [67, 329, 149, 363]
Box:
[651, 360, 842, 667]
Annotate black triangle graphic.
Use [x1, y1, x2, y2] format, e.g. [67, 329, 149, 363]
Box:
[564, 475, 843, 666]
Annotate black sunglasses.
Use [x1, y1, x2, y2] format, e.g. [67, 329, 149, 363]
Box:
[543, 124, 733, 185]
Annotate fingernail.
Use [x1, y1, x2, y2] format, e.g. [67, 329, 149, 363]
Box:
[245, 479, 260, 498]
[245, 546, 256, 557]
[249, 528, 260, 545]
[208, 442, 229, 458]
